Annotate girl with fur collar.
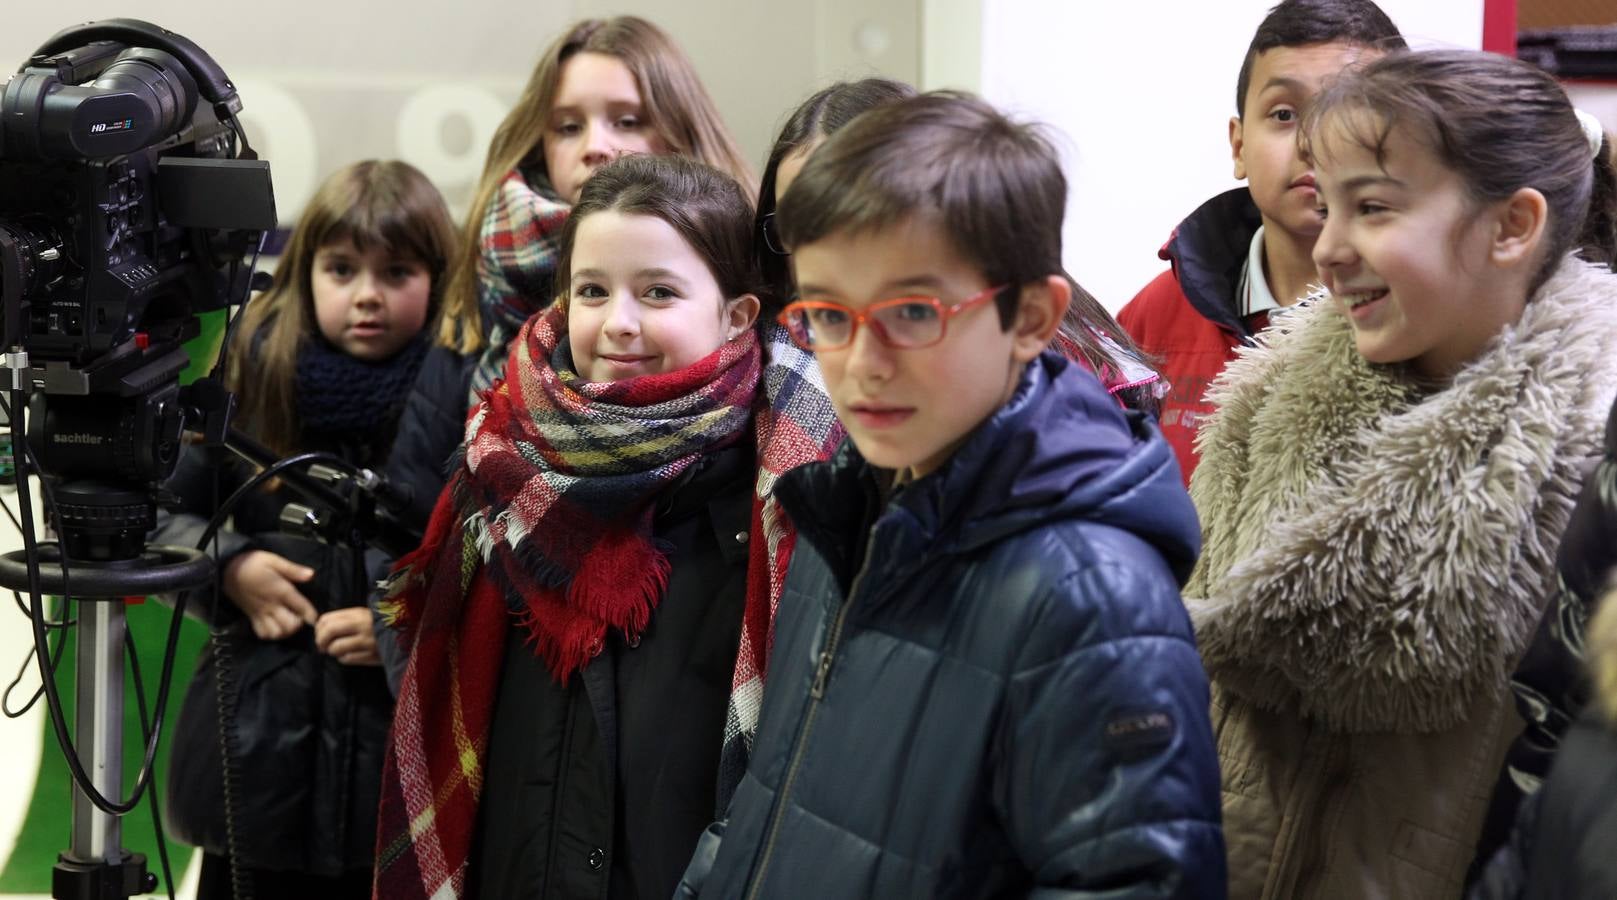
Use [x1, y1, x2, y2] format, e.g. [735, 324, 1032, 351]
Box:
[1185, 50, 1617, 899]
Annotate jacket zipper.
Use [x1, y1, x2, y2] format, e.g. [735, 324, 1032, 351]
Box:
[1269, 727, 1337, 900]
[743, 530, 880, 900]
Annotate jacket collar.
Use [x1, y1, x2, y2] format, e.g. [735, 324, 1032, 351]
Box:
[1187, 256, 1617, 732]
[1163, 188, 1265, 338]
[776, 352, 1201, 595]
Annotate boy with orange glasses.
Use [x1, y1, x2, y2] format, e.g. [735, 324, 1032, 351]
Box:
[676, 92, 1225, 900]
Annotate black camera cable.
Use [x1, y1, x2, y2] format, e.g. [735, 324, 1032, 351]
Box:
[201, 444, 251, 900]
[11, 396, 185, 818]
[125, 627, 176, 900]
[210, 229, 268, 387]
[0, 394, 72, 720]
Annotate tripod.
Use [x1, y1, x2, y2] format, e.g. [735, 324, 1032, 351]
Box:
[0, 479, 212, 900]
[0, 334, 417, 899]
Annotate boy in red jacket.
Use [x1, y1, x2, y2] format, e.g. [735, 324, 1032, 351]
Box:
[1117, 0, 1403, 483]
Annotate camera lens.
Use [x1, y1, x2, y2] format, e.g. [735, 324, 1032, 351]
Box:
[92, 50, 197, 140]
[0, 219, 64, 325]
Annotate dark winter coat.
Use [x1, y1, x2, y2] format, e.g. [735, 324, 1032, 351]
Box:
[1466, 704, 1617, 900]
[469, 443, 755, 900]
[385, 342, 476, 533]
[154, 433, 393, 877]
[1517, 705, 1617, 899]
[1470, 394, 1617, 895]
[370, 342, 474, 690]
[1116, 189, 1266, 485]
[678, 352, 1226, 899]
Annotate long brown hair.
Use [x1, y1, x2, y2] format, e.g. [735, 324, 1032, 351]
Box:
[757, 78, 917, 311]
[227, 160, 457, 454]
[439, 17, 753, 354]
[1302, 50, 1617, 291]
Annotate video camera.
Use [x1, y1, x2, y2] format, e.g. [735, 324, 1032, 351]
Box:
[0, 19, 275, 506]
[0, 20, 277, 900]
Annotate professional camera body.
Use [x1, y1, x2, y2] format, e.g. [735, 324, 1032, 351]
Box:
[0, 21, 275, 562]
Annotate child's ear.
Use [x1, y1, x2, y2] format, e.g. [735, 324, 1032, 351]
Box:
[1010, 276, 1071, 364]
[1489, 187, 1548, 270]
[1229, 115, 1248, 181]
[726, 293, 762, 339]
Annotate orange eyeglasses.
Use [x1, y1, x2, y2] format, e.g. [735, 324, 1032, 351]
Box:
[777, 284, 1008, 351]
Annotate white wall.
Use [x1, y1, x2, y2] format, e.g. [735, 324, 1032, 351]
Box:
[935, 0, 1486, 311]
[0, 3, 918, 223]
[1567, 83, 1617, 135]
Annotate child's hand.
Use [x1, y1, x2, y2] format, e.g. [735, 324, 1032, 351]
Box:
[221, 550, 319, 640]
[313, 607, 381, 666]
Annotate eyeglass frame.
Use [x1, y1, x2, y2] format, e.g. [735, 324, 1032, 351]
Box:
[760, 212, 789, 257]
[776, 283, 1011, 351]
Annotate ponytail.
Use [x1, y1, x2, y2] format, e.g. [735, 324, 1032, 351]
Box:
[1579, 133, 1617, 270]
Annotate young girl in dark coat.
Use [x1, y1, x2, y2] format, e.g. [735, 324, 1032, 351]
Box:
[375, 154, 839, 900]
[372, 18, 755, 690]
[154, 160, 456, 898]
[385, 16, 751, 539]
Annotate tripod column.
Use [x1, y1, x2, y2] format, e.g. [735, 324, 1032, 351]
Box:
[67, 596, 123, 865]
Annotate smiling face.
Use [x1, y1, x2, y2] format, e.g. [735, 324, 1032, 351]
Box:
[793, 213, 1049, 478]
[566, 209, 758, 382]
[1232, 41, 1378, 242]
[1311, 117, 1532, 378]
[544, 52, 666, 205]
[310, 238, 432, 361]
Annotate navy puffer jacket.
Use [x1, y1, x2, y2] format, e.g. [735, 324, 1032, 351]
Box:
[679, 351, 1226, 899]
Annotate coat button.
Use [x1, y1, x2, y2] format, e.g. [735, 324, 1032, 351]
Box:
[735, 531, 749, 544]
[588, 847, 605, 870]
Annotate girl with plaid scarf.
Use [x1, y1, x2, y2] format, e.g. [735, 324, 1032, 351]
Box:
[379, 18, 752, 579]
[375, 155, 840, 900]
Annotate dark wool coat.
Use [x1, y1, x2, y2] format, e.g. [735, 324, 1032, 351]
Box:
[469, 444, 754, 900]
[155, 435, 393, 877]
[1471, 394, 1617, 896]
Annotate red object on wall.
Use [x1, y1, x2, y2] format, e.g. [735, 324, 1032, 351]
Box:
[1485, 0, 1520, 55]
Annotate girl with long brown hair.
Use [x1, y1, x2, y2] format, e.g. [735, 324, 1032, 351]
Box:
[154, 160, 456, 898]
[381, 20, 750, 616]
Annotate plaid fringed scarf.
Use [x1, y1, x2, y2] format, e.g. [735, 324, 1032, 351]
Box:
[373, 309, 842, 900]
[468, 166, 569, 400]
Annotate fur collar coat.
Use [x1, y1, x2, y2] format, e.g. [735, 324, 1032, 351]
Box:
[1184, 256, 1617, 899]
[1188, 256, 1617, 733]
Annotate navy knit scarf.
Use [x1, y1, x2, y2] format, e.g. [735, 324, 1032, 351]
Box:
[294, 333, 429, 455]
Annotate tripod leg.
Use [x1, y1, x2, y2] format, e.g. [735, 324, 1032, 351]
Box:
[67, 597, 122, 865]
